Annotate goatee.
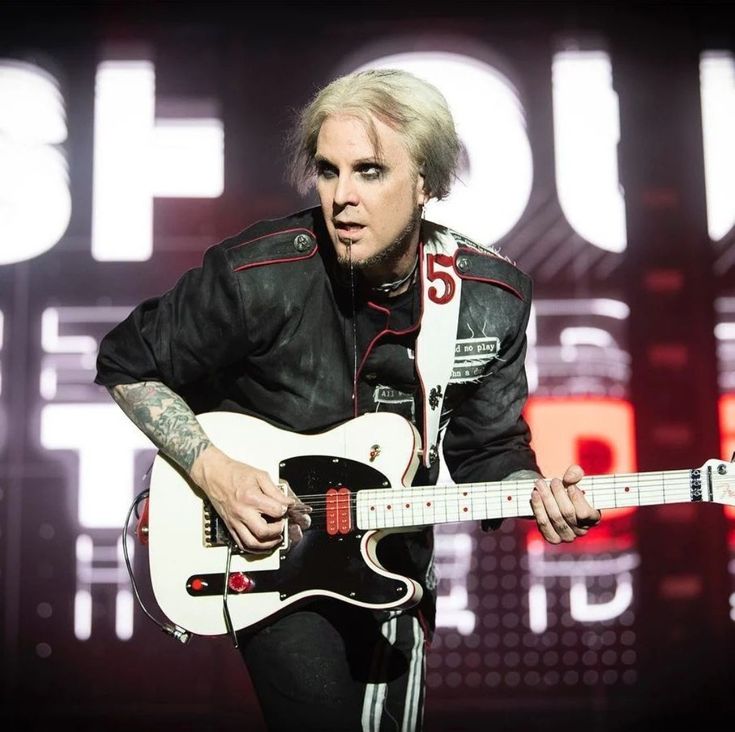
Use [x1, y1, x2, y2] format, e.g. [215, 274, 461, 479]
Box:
[336, 210, 421, 280]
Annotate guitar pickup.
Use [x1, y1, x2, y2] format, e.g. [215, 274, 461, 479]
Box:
[325, 486, 352, 536]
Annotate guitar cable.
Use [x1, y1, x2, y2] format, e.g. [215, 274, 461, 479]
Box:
[121, 488, 192, 645]
[222, 543, 240, 648]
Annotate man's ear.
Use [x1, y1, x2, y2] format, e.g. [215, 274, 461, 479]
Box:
[416, 166, 429, 205]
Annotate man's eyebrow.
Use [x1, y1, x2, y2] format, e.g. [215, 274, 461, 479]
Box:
[314, 155, 383, 166]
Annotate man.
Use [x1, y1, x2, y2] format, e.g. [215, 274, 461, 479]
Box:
[96, 68, 601, 731]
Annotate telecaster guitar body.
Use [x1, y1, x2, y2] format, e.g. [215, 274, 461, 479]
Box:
[147, 412, 423, 637]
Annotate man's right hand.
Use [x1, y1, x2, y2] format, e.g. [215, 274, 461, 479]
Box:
[190, 444, 295, 553]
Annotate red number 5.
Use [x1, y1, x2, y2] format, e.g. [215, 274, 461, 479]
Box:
[427, 253, 455, 304]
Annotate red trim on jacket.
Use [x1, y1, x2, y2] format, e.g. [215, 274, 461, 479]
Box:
[352, 300, 420, 418]
[231, 227, 318, 272]
[453, 248, 525, 301]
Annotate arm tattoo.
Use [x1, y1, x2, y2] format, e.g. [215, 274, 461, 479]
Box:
[109, 382, 212, 473]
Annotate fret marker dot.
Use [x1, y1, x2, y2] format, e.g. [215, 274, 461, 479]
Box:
[624, 486, 630, 493]
[405, 503, 410, 509]
[463, 507, 468, 512]
[387, 505, 392, 510]
[426, 501, 432, 507]
[463, 492, 468, 497]
[506, 496, 513, 501]
[370, 506, 375, 511]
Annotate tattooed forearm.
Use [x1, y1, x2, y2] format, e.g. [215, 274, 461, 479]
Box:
[109, 382, 212, 473]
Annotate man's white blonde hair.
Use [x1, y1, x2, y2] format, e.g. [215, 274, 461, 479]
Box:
[288, 68, 460, 200]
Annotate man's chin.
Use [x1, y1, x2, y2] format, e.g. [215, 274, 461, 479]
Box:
[336, 258, 372, 275]
[334, 244, 375, 271]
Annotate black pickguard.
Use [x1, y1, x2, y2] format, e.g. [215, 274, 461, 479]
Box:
[187, 455, 414, 610]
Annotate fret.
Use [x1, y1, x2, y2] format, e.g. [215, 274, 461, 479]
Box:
[355, 467, 709, 532]
[503, 481, 525, 520]
[582, 470, 693, 511]
[639, 471, 665, 507]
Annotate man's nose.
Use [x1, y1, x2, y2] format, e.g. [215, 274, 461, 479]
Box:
[333, 174, 359, 207]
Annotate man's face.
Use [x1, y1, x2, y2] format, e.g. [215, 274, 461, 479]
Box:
[315, 113, 427, 279]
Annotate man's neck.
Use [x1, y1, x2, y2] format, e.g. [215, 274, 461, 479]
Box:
[362, 226, 421, 297]
[368, 254, 419, 298]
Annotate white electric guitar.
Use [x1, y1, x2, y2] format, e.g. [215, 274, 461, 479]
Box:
[145, 411, 735, 637]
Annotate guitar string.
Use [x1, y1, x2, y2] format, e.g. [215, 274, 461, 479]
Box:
[299, 481, 708, 506]
[349, 238, 358, 418]
[347, 480, 699, 502]
[287, 475, 710, 518]
[296, 494, 704, 523]
[288, 472, 702, 503]
[295, 492, 716, 517]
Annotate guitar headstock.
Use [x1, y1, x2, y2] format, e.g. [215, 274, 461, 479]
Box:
[705, 458, 735, 506]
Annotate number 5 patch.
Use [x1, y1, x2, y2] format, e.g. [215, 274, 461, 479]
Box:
[427, 253, 456, 304]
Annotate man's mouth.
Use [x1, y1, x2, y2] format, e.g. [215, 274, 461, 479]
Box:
[334, 222, 364, 234]
[334, 222, 365, 244]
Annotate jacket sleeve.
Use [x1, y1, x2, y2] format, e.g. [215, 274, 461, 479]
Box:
[441, 296, 539, 486]
[94, 243, 248, 391]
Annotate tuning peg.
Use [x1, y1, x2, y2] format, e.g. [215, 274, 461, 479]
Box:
[731, 452, 735, 463]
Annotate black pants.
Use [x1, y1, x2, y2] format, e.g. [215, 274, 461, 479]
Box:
[238, 599, 427, 732]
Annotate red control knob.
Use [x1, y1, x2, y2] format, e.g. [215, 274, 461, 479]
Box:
[227, 572, 253, 593]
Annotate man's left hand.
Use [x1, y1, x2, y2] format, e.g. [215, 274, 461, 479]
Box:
[530, 464, 601, 544]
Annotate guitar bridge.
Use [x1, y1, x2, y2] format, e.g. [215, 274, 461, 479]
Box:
[202, 496, 290, 552]
[203, 501, 238, 549]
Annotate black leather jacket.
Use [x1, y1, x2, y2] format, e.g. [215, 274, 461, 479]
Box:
[96, 206, 538, 483]
[95, 207, 539, 625]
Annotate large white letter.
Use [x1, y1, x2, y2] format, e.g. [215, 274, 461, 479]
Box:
[41, 403, 154, 528]
[552, 50, 627, 253]
[0, 60, 70, 264]
[92, 60, 224, 261]
[700, 51, 735, 242]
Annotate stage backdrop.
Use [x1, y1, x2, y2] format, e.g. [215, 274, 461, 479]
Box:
[1, 2, 734, 730]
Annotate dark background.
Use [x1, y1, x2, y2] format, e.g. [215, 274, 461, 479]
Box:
[1, 1, 735, 730]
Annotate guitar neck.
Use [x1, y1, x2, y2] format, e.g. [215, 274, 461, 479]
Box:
[355, 467, 708, 531]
